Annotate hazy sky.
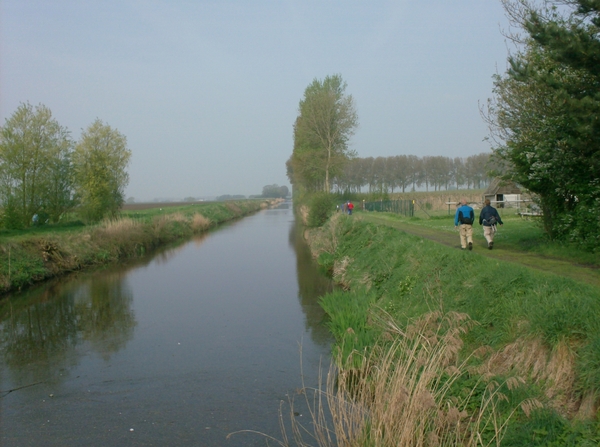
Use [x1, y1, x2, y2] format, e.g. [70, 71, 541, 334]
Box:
[1, 0, 512, 201]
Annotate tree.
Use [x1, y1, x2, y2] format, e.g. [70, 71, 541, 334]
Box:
[72, 120, 131, 222]
[487, 0, 600, 242]
[0, 103, 73, 227]
[464, 153, 490, 189]
[262, 184, 289, 198]
[290, 74, 358, 192]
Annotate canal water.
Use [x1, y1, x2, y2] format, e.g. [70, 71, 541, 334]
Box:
[0, 204, 334, 446]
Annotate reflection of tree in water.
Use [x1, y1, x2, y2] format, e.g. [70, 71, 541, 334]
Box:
[75, 271, 136, 361]
[0, 232, 214, 388]
[0, 283, 81, 385]
[150, 232, 209, 265]
[0, 271, 136, 386]
[288, 220, 334, 347]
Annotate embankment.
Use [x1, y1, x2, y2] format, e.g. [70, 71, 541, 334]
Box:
[306, 213, 600, 444]
[0, 200, 278, 297]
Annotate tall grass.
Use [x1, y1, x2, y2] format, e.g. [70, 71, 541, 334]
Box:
[233, 310, 537, 447]
[303, 213, 600, 443]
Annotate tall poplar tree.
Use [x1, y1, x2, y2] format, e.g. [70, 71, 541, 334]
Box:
[290, 74, 358, 192]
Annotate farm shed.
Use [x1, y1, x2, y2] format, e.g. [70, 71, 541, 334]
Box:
[483, 178, 523, 208]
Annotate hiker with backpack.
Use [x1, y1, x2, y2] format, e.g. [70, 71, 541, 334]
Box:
[479, 198, 503, 250]
[454, 198, 475, 250]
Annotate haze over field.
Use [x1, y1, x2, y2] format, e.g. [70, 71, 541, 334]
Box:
[0, 1, 511, 201]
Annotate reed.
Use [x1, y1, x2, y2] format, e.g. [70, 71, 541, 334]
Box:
[233, 310, 535, 447]
[190, 213, 212, 232]
[302, 213, 600, 443]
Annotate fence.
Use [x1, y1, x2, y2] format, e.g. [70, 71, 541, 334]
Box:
[363, 199, 415, 217]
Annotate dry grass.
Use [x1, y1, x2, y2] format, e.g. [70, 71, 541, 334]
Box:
[298, 204, 310, 226]
[92, 217, 145, 244]
[96, 217, 142, 235]
[232, 310, 539, 447]
[333, 256, 352, 288]
[151, 213, 181, 238]
[190, 213, 212, 232]
[306, 213, 345, 259]
[478, 337, 577, 417]
[226, 203, 242, 214]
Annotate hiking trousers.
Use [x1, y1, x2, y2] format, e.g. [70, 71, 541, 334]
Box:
[459, 224, 473, 249]
[483, 225, 496, 245]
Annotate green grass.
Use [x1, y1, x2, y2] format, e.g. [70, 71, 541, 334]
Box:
[0, 200, 272, 296]
[307, 213, 600, 445]
[356, 209, 600, 267]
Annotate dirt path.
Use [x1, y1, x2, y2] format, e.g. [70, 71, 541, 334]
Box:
[358, 213, 600, 288]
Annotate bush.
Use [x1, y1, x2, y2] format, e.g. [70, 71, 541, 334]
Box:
[307, 192, 335, 227]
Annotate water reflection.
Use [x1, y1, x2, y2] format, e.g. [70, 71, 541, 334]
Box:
[75, 272, 136, 360]
[289, 219, 333, 347]
[0, 207, 333, 446]
[0, 233, 212, 388]
[0, 271, 136, 386]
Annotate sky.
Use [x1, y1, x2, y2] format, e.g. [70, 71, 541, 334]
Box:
[0, 0, 514, 201]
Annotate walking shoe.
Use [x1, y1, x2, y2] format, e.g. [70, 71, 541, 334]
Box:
[468, 242, 473, 251]
[488, 241, 494, 250]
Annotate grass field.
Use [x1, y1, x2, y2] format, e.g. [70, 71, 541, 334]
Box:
[357, 208, 600, 268]
[295, 210, 600, 446]
[0, 200, 274, 296]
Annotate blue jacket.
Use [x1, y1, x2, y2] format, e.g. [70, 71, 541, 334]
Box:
[479, 205, 503, 226]
[455, 205, 474, 226]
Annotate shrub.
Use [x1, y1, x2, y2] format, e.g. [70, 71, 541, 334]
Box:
[307, 193, 335, 227]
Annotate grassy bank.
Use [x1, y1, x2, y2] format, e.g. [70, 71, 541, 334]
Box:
[300, 213, 600, 446]
[360, 209, 600, 267]
[0, 200, 276, 296]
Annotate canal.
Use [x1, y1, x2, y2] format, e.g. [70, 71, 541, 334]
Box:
[0, 203, 334, 446]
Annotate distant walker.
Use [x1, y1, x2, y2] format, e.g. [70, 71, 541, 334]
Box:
[347, 201, 354, 215]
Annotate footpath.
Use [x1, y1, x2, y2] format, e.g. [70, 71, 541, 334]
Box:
[358, 212, 600, 288]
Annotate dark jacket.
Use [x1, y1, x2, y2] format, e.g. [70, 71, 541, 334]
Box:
[455, 205, 474, 226]
[479, 205, 503, 226]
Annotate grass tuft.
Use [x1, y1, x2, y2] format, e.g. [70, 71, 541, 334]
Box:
[266, 310, 531, 447]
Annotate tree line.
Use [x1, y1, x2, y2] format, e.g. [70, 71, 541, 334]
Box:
[286, 74, 491, 196]
[331, 153, 491, 194]
[261, 184, 289, 198]
[485, 0, 600, 248]
[0, 103, 131, 228]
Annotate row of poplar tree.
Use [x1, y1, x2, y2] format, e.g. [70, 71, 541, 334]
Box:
[0, 102, 131, 229]
[330, 153, 491, 194]
[286, 75, 492, 195]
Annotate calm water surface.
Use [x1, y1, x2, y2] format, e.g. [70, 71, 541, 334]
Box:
[0, 204, 334, 446]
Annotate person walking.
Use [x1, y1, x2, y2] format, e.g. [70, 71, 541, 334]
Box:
[454, 198, 475, 250]
[479, 198, 503, 249]
[347, 201, 354, 215]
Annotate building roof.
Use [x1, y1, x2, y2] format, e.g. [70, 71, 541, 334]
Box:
[484, 178, 522, 196]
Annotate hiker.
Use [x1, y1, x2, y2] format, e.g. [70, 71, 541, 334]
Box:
[479, 198, 503, 249]
[347, 201, 354, 215]
[454, 198, 474, 250]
